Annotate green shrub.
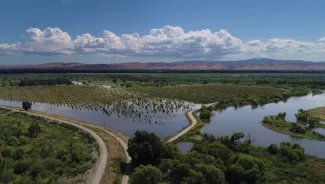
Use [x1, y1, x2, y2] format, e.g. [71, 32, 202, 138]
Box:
[267, 144, 278, 154]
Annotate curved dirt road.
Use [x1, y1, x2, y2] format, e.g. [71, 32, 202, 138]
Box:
[0, 106, 108, 184]
[167, 110, 197, 143]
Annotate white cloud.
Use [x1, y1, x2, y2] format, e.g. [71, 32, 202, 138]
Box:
[1, 25, 325, 60]
[20, 27, 73, 55]
[320, 37, 325, 42]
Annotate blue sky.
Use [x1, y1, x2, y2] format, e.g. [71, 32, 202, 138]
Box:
[1, 0, 325, 64]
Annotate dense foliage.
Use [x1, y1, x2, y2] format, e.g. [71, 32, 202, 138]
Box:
[127, 131, 163, 166]
[199, 105, 213, 120]
[132, 84, 290, 103]
[18, 78, 72, 87]
[0, 111, 96, 183]
[70, 73, 325, 88]
[213, 87, 310, 110]
[129, 131, 325, 184]
[130, 164, 163, 184]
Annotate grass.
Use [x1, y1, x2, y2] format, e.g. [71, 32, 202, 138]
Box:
[0, 110, 96, 183]
[308, 107, 325, 128]
[130, 84, 288, 103]
[263, 117, 325, 141]
[0, 85, 137, 109]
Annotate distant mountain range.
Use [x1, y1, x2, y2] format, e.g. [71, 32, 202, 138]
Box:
[2, 58, 325, 71]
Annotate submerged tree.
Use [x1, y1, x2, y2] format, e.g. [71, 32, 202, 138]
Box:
[22, 102, 32, 111]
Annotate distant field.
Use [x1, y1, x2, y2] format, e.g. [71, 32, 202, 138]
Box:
[131, 84, 288, 103]
[0, 86, 136, 109]
[308, 107, 325, 121]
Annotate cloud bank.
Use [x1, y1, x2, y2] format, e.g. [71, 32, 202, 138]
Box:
[1, 25, 325, 60]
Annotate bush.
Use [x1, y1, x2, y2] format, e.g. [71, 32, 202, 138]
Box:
[126, 83, 133, 88]
[2, 146, 15, 158]
[14, 159, 31, 174]
[267, 144, 279, 154]
[289, 123, 306, 134]
[279, 142, 305, 162]
[228, 154, 265, 184]
[199, 110, 211, 120]
[28, 122, 42, 138]
[7, 136, 19, 146]
[130, 165, 163, 184]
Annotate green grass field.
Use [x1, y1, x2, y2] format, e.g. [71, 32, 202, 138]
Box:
[131, 84, 288, 103]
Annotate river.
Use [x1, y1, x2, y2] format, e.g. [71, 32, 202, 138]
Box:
[202, 93, 325, 157]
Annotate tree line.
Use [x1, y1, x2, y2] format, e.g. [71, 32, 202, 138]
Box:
[127, 130, 324, 184]
[18, 78, 72, 87]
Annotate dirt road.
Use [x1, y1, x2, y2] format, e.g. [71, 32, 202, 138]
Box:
[0, 106, 108, 184]
[167, 110, 197, 143]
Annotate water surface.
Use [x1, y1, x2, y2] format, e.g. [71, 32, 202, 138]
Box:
[202, 93, 325, 157]
[0, 99, 199, 139]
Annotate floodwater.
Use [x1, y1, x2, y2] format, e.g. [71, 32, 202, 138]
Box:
[2, 93, 325, 157]
[202, 93, 325, 157]
[0, 99, 199, 139]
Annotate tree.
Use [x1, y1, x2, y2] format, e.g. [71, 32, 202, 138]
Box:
[196, 164, 225, 184]
[127, 131, 163, 166]
[22, 101, 32, 111]
[228, 154, 265, 184]
[279, 142, 305, 162]
[126, 83, 133, 88]
[130, 165, 163, 184]
[28, 122, 41, 138]
[267, 144, 279, 154]
[199, 110, 211, 120]
[112, 78, 117, 83]
[277, 112, 286, 120]
[162, 143, 181, 159]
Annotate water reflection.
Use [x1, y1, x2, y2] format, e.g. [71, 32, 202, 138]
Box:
[202, 93, 325, 157]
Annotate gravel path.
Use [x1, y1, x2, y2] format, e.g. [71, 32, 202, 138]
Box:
[167, 110, 197, 143]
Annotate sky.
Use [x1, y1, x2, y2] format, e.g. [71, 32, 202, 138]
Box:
[1, 0, 325, 64]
